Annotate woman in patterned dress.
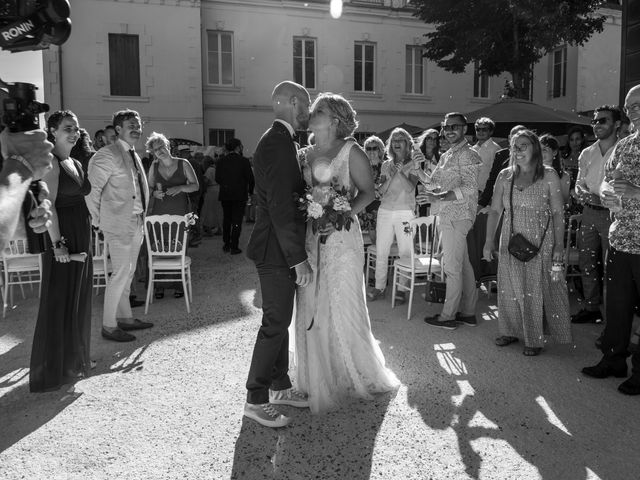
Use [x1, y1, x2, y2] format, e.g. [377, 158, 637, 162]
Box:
[482, 129, 571, 356]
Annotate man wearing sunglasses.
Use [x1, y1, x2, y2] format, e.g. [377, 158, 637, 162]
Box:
[572, 105, 621, 325]
[583, 85, 640, 396]
[418, 112, 482, 329]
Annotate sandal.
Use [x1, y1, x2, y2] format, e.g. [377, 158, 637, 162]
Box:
[523, 347, 542, 356]
[154, 289, 164, 299]
[495, 336, 518, 347]
[174, 290, 184, 298]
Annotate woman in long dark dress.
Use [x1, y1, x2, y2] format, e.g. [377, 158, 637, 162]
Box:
[30, 110, 93, 392]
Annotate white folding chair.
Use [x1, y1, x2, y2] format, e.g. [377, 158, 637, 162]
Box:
[365, 243, 400, 288]
[92, 231, 112, 295]
[2, 238, 42, 317]
[391, 216, 442, 320]
[144, 215, 192, 314]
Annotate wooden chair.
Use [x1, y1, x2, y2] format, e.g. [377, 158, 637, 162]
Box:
[144, 215, 192, 314]
[391, 216, 442, 320]
[2, 238, 42, 317]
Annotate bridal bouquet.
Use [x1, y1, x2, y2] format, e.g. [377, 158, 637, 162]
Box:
[296, 184, 354, 244]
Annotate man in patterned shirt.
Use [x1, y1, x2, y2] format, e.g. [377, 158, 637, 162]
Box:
[583, 85, 640, 395]
[418, 112, 482, 329]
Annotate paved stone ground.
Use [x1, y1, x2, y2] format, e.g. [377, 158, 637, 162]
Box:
[1, 229, 639, 480]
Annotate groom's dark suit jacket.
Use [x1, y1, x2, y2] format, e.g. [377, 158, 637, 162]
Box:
[246, 121, 307, 268]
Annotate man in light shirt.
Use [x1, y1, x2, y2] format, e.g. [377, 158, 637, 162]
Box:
[418, 113, 482, 329]
[468, 117, 501, 284]
[572, 105, 621, 324]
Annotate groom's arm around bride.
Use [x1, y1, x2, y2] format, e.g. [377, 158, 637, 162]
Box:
[243, 81, 312, 428]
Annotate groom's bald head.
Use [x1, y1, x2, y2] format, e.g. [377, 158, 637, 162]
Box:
[272, 81, 310, 130]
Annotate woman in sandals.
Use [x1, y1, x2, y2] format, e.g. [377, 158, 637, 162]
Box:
[482, 129, 571, 356]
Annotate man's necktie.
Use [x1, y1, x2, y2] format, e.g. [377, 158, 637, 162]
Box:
[129, 149, 146, 211]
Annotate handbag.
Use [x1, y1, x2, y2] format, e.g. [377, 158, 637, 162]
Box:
[507, 177, 550, 262]
[424, 224, 446, 303]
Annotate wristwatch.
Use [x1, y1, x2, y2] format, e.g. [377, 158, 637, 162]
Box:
[8, 154, 35, 175]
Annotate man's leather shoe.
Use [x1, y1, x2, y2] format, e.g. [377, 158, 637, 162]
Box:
[102, 327, 136, 342]
[117, 319, 154, 331]
[457, 313, 477, 326]
[230, 248, 242, 255]
[582, 359, 627, 379]
[571, 309, 602, 324]
[223, 244, 231, 253]
[618, 376, 640, 395]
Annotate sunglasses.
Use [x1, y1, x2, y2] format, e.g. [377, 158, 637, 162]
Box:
[590, 117, 609, 126]
[513, 143, 531, 153]
[442, 124, 465, 132]
[365, 146, 379, 151]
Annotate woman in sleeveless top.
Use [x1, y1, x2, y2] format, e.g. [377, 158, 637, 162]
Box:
[293, 93, 399, 414]
[30, 110, 93, 392]
[483, 129, 570, 357]
[146, 132, 199, 298]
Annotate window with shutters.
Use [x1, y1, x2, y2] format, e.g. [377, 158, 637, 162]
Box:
[209, 129, 235, 147]
[293, 37, 316, 89]
[473, 61, 489, 98]
[354, 42, 375, 92]
[208, 31, 233, 86]
[108, 33, 141, 97]
[551, 46, 567, 98]
[405, 46, 424, 95]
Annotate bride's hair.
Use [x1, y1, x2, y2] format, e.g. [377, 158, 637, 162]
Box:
[311, 92, 359, 138]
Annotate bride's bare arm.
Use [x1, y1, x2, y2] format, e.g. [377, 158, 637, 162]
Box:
[348, 144, 376, 215]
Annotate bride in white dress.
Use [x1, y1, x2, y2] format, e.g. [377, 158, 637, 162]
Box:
[293, 93, 400, 414]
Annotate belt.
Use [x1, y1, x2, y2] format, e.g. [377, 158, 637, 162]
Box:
[585, 203, 608, 211]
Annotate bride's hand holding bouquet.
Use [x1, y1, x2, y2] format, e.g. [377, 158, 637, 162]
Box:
[296, 183, 354, 244]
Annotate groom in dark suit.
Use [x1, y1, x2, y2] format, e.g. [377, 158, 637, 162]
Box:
[244, 81, 313, 428]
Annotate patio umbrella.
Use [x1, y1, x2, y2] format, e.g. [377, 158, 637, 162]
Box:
[430, 98, 592, 138]
[376, 122, 426, 143]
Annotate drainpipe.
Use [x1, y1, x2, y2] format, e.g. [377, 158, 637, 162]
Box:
[58, 44, 64, 110]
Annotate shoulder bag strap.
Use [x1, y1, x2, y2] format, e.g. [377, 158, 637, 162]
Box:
[510, 175, 551, 247]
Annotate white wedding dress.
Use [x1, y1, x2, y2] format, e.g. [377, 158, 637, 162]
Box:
[292, 141, 400, 414]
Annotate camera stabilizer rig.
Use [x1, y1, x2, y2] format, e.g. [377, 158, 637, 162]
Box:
[0, 0, 71, 53]
[0, 0, 72, 252]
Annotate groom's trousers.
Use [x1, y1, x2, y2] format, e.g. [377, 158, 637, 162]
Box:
[246, 262, 295, 404]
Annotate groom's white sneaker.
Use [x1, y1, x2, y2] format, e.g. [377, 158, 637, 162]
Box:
[244, 402, 290, 428]
[269, 388, 309, 408]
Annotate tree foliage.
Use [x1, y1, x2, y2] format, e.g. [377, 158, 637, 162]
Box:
[412, 0, 607, 98]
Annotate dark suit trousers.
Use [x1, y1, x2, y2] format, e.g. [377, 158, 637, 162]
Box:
[221, 201, 246, 248]
[246, 262, 295, 404]
[602, 248, 640, 374]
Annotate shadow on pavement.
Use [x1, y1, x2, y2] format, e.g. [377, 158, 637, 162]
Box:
[230, 393, 393, 479]
[398, 308, 638, 480]
[0, 384, 83, 453]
